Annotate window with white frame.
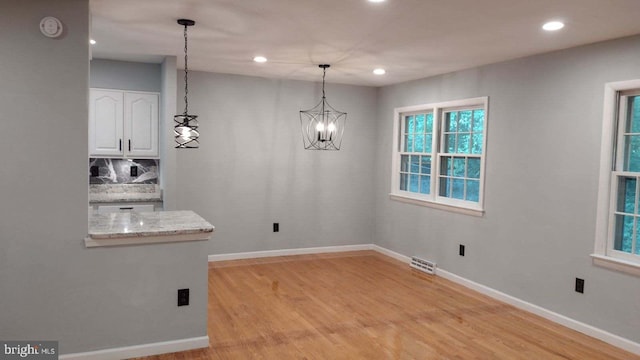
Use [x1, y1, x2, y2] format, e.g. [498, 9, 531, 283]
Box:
[594, 80, 640, 276]
[390, 97, 488, 215]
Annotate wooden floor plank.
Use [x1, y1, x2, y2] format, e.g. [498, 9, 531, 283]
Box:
[133, 251, 638, 360]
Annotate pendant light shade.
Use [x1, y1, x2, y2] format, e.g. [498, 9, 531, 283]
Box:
[299, 65, 347, 150]
[174, 19, 199, 149]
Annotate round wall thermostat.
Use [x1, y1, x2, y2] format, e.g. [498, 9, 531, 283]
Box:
[40, 16, 63, 38]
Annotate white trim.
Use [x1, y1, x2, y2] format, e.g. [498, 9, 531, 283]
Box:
[59, 336, 209, 360]
[435, 268, 640, 355]
[389, 193, 484, 217]
[594, 79, 640, 272]
[591, 253, 640, 276]
[85, 232, 211, 248]
[205, 244, 640, 355]
[208, 244, 372, 262]
[369, 244, 411, 263]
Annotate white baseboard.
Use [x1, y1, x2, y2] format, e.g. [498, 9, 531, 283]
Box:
[208, 244, 372, 262]
[209, 244, 640, 355]
[59, 336, 209, 360]
[435, 268, 640, 355]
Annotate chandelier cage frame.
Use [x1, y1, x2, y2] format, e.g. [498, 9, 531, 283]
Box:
[174, 18, 200, 149]
[299, 64, 347, 151]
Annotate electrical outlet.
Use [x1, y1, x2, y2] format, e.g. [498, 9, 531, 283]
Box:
[273, 223, 279, 232]
[459, 244, 465, 256]
[575, 278, 584, 294]
[177, 288, 189, 306]
[130, 166, 138, 177]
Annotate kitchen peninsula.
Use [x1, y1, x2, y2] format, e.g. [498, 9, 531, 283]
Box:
[86, 210, 214, 247]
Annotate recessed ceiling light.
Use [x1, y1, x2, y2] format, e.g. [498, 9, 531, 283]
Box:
[542, 21, 564, 31]
[89, 39, 96, 45]
[253, 56, 267, 63]
[368, 0, 386, 2]
[373, 68, 386, 75]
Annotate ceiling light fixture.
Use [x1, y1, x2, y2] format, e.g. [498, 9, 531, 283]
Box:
[542, 21, 564, 31]
[368, 0, 386, 3]
[299, 65, 347, 150]
[373, 68, 386, 75]
[89, 39, 96, 45]
[253, 56, 267, 63]
[174, 19, 199, 149]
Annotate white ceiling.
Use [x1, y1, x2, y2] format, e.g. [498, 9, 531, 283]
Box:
[90, 0, 640, 87]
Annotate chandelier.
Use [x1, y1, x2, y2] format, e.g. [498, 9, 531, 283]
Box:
[299, 64, 347, 150]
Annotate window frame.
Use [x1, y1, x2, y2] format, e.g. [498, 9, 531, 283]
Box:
[390, 97, 489, 216]
[593, 79, 640, 276]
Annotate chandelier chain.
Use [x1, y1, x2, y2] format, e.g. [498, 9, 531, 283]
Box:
[322, 66, 326, 99]
[183, 24, 189, 115]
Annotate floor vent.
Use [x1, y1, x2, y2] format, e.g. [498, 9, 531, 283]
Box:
[410, 256, 436, 274]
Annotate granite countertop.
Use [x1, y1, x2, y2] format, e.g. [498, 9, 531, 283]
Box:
[86, 210, 214, 247]
[89, 184, 162, 203]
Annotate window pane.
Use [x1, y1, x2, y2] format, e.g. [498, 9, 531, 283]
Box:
[452, 179, 465, 199]
[406, 115, 415, 134]
[627, 96, 640, 133]
[466, 180, 480, 202]
[441, 156, 452, 176]
[400, 155, 409, 172]
[458, 111, 472, 132]
[614, 214, 634, 253]
[447, 112, 457, 131]
[445, 134, 456, 153]
[468, 158, 481, 179]
[405, 135, 413, 152]
[415, 114, 425, 133]
[425, 134, 433, 153]
[471, 134, 483, 154]
[624, 135, 640, 172]
[420, 175, 430, 194]
[439, 176, 450, 197]
[457, 134, 470, 153]
[473, 110, 484, 132]
[410, 155, 420, 173]
[426, 113, 434, 132]
[453, 157, 465, 177]
[616, 177, 636, 213]
[414, 134, 424, 152]
[636, 218, 640, 255]
[409, 174, 419, 192]
[420, 156, 431, 174]
[400, 173, 408, 191]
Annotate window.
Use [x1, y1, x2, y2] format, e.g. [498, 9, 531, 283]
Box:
[390, 97, 488, 216]
[594, 80, 640, 276]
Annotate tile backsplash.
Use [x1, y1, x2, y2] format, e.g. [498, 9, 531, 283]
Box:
[89, 158, 159, 184]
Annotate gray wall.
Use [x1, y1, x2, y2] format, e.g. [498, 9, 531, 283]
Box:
[0, 1, 207, 354]
[374, 35, 640, 343]
[90, 58, 161, 92]
[174, 72, 378, 254]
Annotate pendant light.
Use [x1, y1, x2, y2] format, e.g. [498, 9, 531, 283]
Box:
[299, 65, 347, 150]
[174, 19, 199, 148]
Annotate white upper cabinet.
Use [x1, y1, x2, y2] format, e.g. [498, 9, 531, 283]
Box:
[124, 92, 159, 157]
[90, 89, 124, 156]
[89, 88, 159, 158]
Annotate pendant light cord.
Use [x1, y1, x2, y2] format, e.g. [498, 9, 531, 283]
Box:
[183, 24, 189, 115]
[322, 66, 326, 99]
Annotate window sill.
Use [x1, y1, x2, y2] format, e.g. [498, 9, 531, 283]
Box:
[389, 193, 484, 217]
[591, 254, 640, 277]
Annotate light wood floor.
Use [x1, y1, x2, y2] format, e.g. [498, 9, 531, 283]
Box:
[134, 251, 638, 359]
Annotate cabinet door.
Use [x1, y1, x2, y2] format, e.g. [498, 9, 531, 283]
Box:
[89, 89, 124, 156]
[124, 92, 159, 157]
